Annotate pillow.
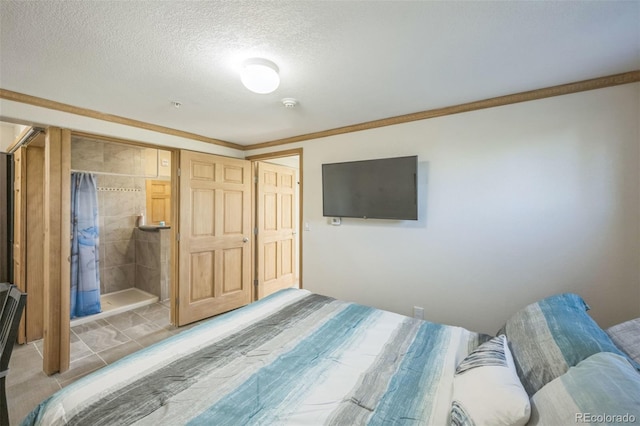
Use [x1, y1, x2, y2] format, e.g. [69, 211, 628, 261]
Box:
[529, 352, 640, 425]
[606, 317, 640, 364]
[498, 293, 639, 396]
[451, 335, 530, 426]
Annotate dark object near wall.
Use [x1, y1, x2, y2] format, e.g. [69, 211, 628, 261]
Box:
[0, 284, 27, 425]
[0, 154, 12, 283]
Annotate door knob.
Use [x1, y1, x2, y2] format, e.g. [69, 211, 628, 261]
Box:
[243, 237, 249, 243]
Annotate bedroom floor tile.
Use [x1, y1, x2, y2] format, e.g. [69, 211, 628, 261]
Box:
[122, 321, 162, 340]
[135, 327, 174, 347]
[105, 310, 148, 331]
[56, 354, 107, 388]
[7, 371, 60, 425]
[75, 324, 132, 353]
[7, 301, 173, 425]
[97, 340, 144, 364]
[70, 337, 94, 362]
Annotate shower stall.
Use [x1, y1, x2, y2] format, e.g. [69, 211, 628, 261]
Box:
[69, 135, 172, 326]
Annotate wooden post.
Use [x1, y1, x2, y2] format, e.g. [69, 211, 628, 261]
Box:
[43, 127, 71, 374]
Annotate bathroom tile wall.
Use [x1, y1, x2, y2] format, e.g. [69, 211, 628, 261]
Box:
[135, 229, 171, 301]
[72, 137, 148, 295]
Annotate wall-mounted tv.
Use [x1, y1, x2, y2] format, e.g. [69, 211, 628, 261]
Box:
[322, 155, 418, 220]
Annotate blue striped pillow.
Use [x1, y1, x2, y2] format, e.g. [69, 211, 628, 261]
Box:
[529, 352, 640, 425]
[498, 293, 639, 396]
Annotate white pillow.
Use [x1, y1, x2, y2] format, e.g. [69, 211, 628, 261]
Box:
[451, 335, 531, 426]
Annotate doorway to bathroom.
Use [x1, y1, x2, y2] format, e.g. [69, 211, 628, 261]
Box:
[69, 134, 173, 327]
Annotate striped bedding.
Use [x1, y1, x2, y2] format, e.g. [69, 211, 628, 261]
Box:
[23, 289, 484, 426]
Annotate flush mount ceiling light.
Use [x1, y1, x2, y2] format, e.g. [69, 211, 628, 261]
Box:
[241, 58, 280, 94]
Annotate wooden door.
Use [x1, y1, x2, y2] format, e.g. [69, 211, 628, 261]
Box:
[177, 151, 252, 326]
[146, 179, 171, 225]
[25, 145, 44, 342]
[256, 162, 297, 299]
[12, 144, 46, 344]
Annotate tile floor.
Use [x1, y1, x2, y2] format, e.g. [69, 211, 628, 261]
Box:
[6, 301, 198, 425]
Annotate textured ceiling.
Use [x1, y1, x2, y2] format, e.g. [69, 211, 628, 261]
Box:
[1, 1, 638, 146]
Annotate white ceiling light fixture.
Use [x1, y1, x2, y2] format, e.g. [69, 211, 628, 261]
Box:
[241, 58, 280, 94]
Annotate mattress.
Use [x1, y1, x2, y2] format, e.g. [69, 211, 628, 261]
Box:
[23, 289, 484, 425]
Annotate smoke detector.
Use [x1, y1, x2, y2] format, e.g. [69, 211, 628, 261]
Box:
[281, 98, 298, 108]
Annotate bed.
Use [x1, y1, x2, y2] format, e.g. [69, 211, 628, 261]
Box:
[22, 289, 640, 426]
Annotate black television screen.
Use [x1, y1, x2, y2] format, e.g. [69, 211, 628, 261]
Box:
[322, 155, 418, 220]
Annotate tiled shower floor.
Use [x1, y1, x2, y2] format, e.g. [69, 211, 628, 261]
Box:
[6, 300, 198, 425]
[70, 288, 159, 327]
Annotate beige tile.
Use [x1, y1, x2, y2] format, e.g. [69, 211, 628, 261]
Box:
[123, 322, 161, 340]
[134, 303, 169, 318]
[103, 215, 136, 243]
[56, 354, 107, 388]
[136, 240, 160, 269]
[136, 264, 161, 297]
[33, 340, 45, 361]
[71, 138, 104, 168]
[70, 339, 93, 363]
[135, 327, 174, 348]
[7, 370, 61, 425]
[103, 264, 135, 293]
[75, 324, 131, 353]
[6, 343, 42, 387]
[104, 239, 135, 266]
[105, 310, 148, 331]
[135, 228, 159, 242]
[150, 314, 171, 329]
[98, 340, 144, 365]
[71, 318, 109, 334]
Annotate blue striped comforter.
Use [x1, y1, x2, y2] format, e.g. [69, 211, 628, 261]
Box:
[23, 289, 483, 425]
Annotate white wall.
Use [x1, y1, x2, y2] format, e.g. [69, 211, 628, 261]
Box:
[0, 99, 243, 158]
[3, 84, 639, 334]
[248, 83, 640, 334]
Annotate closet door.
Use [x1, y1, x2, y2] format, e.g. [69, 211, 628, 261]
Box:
[177, 151, 252, 326]
[255, 161, 297, 299]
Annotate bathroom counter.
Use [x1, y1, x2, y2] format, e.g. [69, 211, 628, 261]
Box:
[138, 225, 171, 232]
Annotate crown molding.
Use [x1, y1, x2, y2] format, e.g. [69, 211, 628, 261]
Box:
[2, 70, 639, 152]
[0, 89, 244, 150]
[244, 70, 640, 151]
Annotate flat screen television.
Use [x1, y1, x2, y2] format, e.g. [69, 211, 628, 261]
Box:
[322, 155, 418, 220]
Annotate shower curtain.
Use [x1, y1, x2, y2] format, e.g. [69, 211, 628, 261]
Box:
[70, 172, 101, 318]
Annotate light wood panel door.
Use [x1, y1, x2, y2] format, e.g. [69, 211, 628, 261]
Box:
[177, 151, 252, 326]
[146, 179, 171, 225]
[256, 162, 297, 299]
[25, 145, 44, 342]
[13, 144, 46, 344]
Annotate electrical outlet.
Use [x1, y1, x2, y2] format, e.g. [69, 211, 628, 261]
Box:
[413, 306, 424, 319]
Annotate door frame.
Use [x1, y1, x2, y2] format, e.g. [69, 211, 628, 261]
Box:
[246, 148, 303, 299]
[36, 130, 181, 374]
